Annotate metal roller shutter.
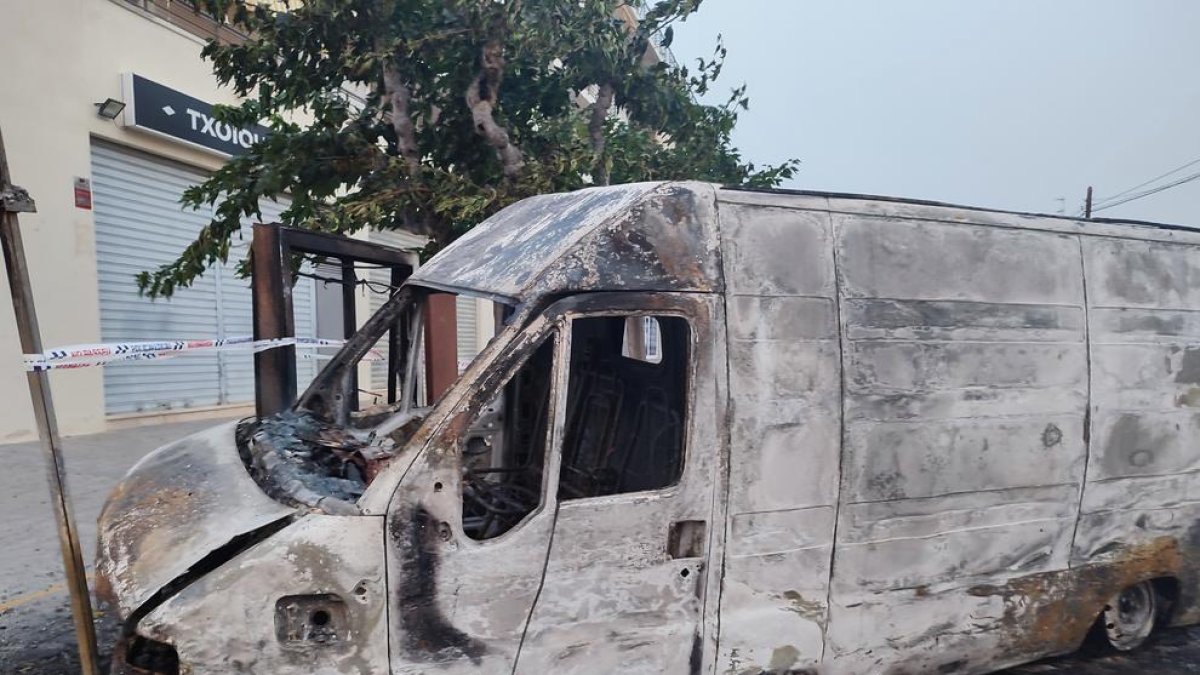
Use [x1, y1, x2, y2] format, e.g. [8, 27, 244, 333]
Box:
[91, 140, 315, 414]
[366, 230, 424, 393]
[455, 295, 478, 364]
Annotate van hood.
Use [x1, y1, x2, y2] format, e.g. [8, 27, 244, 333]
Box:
[96, 422, 297, 619]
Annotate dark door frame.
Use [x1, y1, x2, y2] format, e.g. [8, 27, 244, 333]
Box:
[251, 223, 414, 418]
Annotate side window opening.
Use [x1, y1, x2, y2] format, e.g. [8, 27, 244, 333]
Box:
[461, 336, 555, 540]
[560, 315, 689, 500]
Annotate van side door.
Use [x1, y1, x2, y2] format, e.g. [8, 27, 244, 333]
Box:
[515, 293, 728, 674]
[385, 310, 567, 674]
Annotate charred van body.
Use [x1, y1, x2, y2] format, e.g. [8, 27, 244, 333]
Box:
[97, 182, 1200, 674]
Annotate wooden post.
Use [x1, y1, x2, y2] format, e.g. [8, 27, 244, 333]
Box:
[0, 128, 101, 674]
[1084, 186, 1094, 219]
[251, 223, 297, 418]
[340, 259, 358, 411]
[424, 292, 458, 401]
[386, 265, 406, 404]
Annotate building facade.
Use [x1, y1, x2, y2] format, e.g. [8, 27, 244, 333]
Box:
[0, 0, 490, 443]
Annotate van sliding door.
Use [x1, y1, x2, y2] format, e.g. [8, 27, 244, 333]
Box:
[827, 214, 1090, 672]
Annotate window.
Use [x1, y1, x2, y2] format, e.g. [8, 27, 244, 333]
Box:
[460, 337, 555, 540]
[560, 315, 689, 500]
[123, 0, 249, 45]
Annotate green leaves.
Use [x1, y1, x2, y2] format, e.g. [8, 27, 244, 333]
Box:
[140, 0, 798, 298]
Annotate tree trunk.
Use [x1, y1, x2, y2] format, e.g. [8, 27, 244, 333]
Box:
[381, 61, 421, 177]
[466, 40, 524, 180]
[589, 82, 615, 186]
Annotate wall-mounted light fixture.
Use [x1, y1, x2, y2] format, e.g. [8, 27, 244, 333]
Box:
[94, 98, 126, 120]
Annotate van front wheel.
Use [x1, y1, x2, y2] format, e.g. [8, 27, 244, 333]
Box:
[1103, 581, 1159, 651]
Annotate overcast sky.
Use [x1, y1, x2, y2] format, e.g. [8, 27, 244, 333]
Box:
[672, 1, 1200, 226]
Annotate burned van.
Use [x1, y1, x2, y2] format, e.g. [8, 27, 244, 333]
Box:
[97, 182, 1200, 674]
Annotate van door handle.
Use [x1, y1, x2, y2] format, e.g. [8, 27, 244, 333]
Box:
[668, 520, 707, 559]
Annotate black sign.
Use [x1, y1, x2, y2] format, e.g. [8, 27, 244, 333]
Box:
[123, 73, 270, 158]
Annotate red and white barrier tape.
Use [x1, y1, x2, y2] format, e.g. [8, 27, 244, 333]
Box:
[24, 336, 382, 371]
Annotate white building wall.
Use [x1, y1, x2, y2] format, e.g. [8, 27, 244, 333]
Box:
[0, 1, 269, 442]
[0, 1, 495, 443]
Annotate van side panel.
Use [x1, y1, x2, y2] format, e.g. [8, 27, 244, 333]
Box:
[827, 214, 1090, 673]
[1076, 237, 1200, 619]
[716, 203, 842, 673]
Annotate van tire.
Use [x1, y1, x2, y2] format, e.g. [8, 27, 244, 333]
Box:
[1102, 581, 1159, 651]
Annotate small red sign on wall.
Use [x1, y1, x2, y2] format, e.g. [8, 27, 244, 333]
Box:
[74, 177, 92, 210]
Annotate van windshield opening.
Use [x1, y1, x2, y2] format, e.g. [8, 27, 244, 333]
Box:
[299, 285, 509, 429]
[241, 284, 510, 513]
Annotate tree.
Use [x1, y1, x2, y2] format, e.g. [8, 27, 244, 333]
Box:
[138, 0, 799, 298]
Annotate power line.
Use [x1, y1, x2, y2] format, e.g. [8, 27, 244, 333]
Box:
[1091, 154, 1200, 211]
[1092, 167, 1200, 214]
[295, 270, 400, 295]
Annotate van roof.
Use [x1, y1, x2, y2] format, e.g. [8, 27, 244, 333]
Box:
[410, 182, 723, 303]
[410, 181, 1200, 303]
[722, 185, 1200, 235]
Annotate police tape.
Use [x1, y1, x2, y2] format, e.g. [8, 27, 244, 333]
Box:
[23, 336, 384, 371]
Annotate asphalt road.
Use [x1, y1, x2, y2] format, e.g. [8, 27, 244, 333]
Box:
[0, 418, 224, 674]
[999, 627, 1200, 674]
[2, 419, 1199, 674]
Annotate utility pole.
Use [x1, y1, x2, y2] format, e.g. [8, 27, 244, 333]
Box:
[0, 127, 101, 674]
[1084, 185, 1094, 219]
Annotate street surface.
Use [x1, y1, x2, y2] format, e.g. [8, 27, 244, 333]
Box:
[1, 419, 1199, 674]
[0, 418, 224, 673]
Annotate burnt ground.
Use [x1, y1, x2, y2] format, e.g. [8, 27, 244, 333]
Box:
[3, 420, 1200, 673]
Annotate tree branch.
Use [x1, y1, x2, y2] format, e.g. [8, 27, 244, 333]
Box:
[466, 39, 524, 180]
[589, 82, 615, 186]
[381, 60, 421, 177]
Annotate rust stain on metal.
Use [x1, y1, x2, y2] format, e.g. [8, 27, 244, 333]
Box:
[781, 591, 826, 621]
[968, 537, 1186, 657]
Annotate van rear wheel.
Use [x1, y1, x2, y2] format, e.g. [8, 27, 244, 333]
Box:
[1103, 581, 1159, 651]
